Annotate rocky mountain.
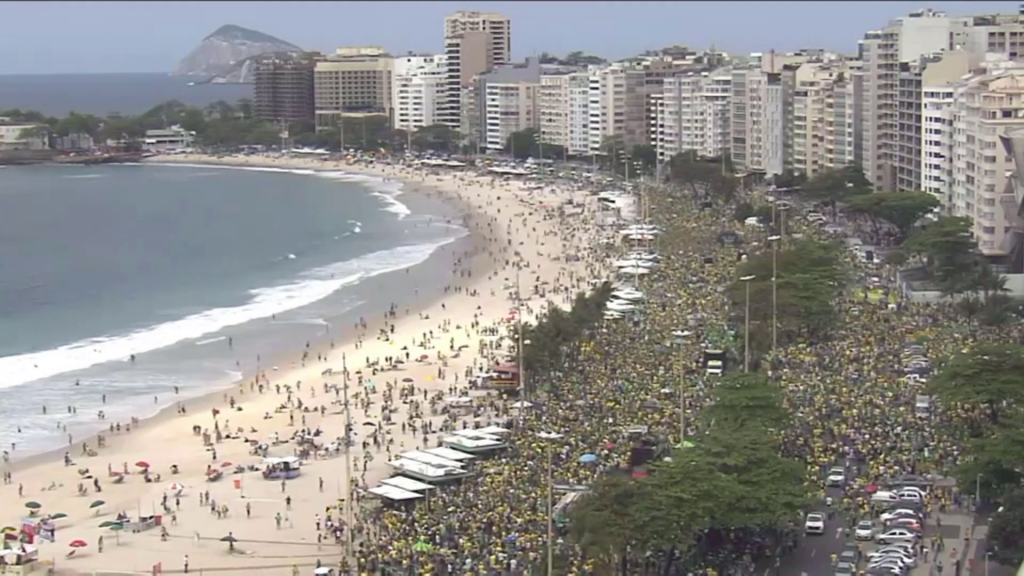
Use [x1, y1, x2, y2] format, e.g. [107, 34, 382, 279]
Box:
[171, 24, 302, 82]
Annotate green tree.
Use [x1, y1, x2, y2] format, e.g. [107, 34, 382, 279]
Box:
[412, 124, 459, 153]
[506, 128, 542, 160]
[845, 191, 939, 240]
[630, 144, 657, 172]
[700, 373, 790, 430]
[903, 216, 980, 296]
[954, 414, 1024, 502]
[800, 165, 869, 205]
[988, 488, 1024, 565]
[729, 239, 847, 356]
[928, 343, 1024, 425]
[668, 152, 738, 201]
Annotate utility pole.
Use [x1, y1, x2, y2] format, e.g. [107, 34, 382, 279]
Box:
[740, 275, 755, 372]
[516, 267, 526, 403]
[361, 117, 367, 150]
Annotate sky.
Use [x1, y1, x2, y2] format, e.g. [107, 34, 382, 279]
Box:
[0, 1, 1016, 75]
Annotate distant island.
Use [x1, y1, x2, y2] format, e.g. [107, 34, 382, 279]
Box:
[171, 24, 304, 84]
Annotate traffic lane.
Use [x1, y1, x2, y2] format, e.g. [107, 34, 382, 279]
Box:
[778, 505, 854, 576]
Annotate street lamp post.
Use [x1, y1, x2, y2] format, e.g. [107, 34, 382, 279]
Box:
[767, 235, 781, 354]
[537, 431, 563, 576]
[740, 275, 756, 372]
[672, 330, 693, 446]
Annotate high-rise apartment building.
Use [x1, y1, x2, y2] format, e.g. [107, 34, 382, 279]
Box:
[313, 47, 394, 130]
[588, 65, 648, 153]
[391, 55, 447, 131]
[951, 67, 1024, 255]
[539, 71, 591, 156]
[654, 69, 732, 162]
[439, 11, 510, 132]
[785, 61, 857, 178]
[731, 55, 787, 177]
[444, 11, 511, 66]
[254, 56, 316, 123]
[471, 59, 541, 151]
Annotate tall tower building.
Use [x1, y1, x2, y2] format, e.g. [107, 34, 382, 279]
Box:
[439, 11, 511, 132]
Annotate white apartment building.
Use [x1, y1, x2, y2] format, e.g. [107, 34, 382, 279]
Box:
[539, 71, 591, 156]
[788, 62, 856, 178]
[654, 69, 731, 162]
[921, 51, 982, 206]
[391, 55, 446, 132]
[731, 66, 784, 176]
[587, 65, 647, 154]
[951, 68, 1024, 255]
[484, 81, 539, 151]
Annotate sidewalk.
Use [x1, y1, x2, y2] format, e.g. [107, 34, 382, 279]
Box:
[910, 510, 975, 576]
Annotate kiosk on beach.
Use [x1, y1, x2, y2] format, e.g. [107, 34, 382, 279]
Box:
[443, 435, 507, 454]
[388, 458, 471, 483]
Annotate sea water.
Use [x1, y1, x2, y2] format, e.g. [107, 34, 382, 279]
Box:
[0, 163, 467, 455]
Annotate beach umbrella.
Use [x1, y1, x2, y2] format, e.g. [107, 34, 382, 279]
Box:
[68, 540, 87, 548]
[108, 522, 123, 544]
[578, 453, 598, 464]
[135, 461, 149, 469]
[24, 502, 41, 510]
[89, 500, 105, 509]
[220, 535, 237, 543]
[1, 527, 17, 533]
[402, 377, 414, 383]
[220, 462, 233, 468]
[98, 521, 120, 528]
[50, 513, 68, 520]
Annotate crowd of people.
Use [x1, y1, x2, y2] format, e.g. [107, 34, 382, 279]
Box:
[326, 164, 1021, 574]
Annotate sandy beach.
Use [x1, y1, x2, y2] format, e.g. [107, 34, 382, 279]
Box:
[0, 153, 604, 574]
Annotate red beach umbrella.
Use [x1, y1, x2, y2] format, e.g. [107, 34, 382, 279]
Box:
[69, 540, 87, 548]
[135, 461, 150, 469]
[220, 462, 232, 468]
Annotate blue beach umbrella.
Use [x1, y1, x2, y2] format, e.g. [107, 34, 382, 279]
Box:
[578, 453, 598, 464]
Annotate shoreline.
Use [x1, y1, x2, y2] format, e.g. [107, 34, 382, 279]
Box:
[0, 152, 599, 574]
[2, 158, 491, 466]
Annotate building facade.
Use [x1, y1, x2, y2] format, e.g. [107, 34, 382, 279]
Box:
[0, 120, 48, 151]
[313, 47, 394, 131]
[587, 65, 648, 153]
[731, 63, 785, 176]
[254, 57, 316, 123]
[654, 69, 731, 162]
[439, 11, 510, 132]
[787, 61, 856, 178]
[951, 69, 1024, 255]
[391, 55, 447, 132]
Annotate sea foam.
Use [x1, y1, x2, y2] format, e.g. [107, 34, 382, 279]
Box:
[0, 234, 464, 389]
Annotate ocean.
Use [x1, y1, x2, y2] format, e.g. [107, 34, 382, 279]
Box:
[0, 163, 467, 455]
[0, 73, 253, 116]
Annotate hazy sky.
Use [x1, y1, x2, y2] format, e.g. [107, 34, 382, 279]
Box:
[0, 1, 1015, 75]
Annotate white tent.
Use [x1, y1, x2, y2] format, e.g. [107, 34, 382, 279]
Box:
[381, 476, 435, 492]
[368, 485, 423, 501]
[423, 447, 476, 462]
[400, 450, 467, 469]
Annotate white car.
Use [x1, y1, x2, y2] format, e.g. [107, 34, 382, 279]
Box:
[871, 490, 899, 503]
[854, 520, 875, 540]
[880, 509, 922, 523]
[869, 549, 917, 568]
[870, 545, 916, 560]
[876, 528, 918, 544]
[744, 216, 763, 228]
[705, 360, 724, 376]
[895, 486, 927, 497]
[897, 490, 923, 503]
[804, 512, 825, 535]
[826, 467, 846, 487]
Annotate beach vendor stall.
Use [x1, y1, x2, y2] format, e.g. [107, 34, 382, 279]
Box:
[0, 542, 41, 575]
[262, 456, 301, 480]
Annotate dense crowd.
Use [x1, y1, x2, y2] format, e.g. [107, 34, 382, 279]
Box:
[336, 173, 1020, 575]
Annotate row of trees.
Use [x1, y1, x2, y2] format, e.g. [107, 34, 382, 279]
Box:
[517, 282, 613, 395]
[1, 101, 467, 153]
[571, 373, 806, 573]
[926, 344, 1024, 565]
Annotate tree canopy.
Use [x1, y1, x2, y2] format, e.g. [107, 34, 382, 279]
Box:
[844, 190, 939, 239]
[668, 151, 738, 201]
[728, 239, 848, 358]
[798, 165, 870, 203]
[570, 372, 808, 573]
[928, 343, 1024, 426]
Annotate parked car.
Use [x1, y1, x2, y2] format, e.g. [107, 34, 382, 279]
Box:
[855, 520, 875, 540]
[877, 528, 918, 544]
